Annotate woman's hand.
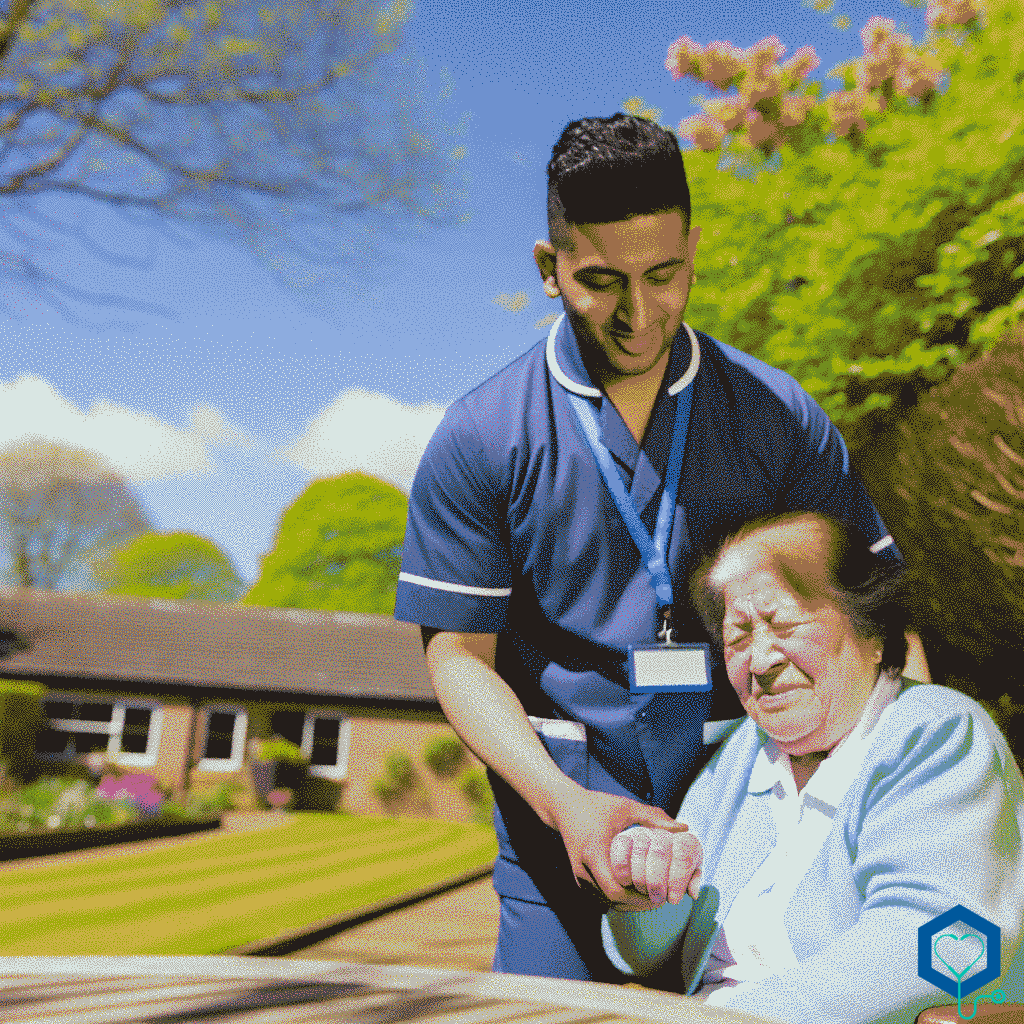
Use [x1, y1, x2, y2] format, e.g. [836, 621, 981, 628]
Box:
[609, 825, 703, 908]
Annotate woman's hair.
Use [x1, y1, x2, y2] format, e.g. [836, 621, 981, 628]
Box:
[547, 114, 691, 249]
[689, 512, 912, 674]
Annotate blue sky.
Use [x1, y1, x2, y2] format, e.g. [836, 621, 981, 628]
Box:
[0, 0, 929, 586]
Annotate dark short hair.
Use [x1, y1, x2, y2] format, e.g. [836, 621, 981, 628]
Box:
[689, 512, 912, 675]
[547, 114, 691, 249]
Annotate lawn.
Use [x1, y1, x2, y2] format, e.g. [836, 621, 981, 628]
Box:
[1, 812, 498, 956]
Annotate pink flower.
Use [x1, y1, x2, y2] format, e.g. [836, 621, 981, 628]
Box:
[744, 109, 783, 151]
[746, 35, 787, 74]
[927, 0, 979, 27]
[779, 92, 817, 127]
[698, 40, 747, 90]
[666, 36, 704, 80]
[678, 113, 726, 152]
[861, 16, 896, 55]
[743, 64, 787, 105]
[824, 89, 869, 137]
[896, 51, 944, 97]
[781, 46, 820, 84]
[703, 95, 749, 130]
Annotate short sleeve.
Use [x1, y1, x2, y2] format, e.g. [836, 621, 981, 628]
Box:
[779, 385, 899, 562]
[394, 401, 512, 633]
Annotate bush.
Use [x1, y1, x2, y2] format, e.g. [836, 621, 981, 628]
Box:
[0, 776, 138, 834]
[258, 737, 309, 766]
[457, 768, 494, 826]
[422, 733, 467, 777]
[371, 750, 423, 811]
[0, 679, 47, 785]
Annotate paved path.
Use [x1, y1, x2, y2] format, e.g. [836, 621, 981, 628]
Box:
[284, 876, 501, 973]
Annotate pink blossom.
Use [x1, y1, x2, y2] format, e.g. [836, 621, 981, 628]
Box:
[703, 95, 749, 131]
[744, 109, 783, 151]
[824, 89, 869, 137]
[743, 64, 787, 105]
[927, 0, 979, 28]
[861, 16, 896, 55]
[746, 35, 787, 73]
[678, 113, 726, 152]
[896, 51, 944, 97]
[666, 36, 704, 81]
[698, 40, 747, 90]
[781, 46, 820, 84]
[779, 92, 817, 127]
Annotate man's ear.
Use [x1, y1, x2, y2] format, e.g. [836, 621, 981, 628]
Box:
[533, 240, 560, 298]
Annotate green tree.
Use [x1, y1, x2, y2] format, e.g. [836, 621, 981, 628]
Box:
[0, 438, 152, 589]
[242, 471, 406, 613]
[88, 530, 245, 602]
[0, 0, 461, 315]
[661, 0, 1023, 455]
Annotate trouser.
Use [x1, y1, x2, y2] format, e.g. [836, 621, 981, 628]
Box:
[491, 891, 634, 983]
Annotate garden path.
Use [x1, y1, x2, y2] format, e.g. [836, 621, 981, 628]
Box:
[283, 875, 501, 972]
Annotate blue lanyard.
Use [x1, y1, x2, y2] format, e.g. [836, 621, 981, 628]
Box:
[566, 382, 693, 626]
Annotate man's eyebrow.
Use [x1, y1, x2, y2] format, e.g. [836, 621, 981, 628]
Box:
[573, 257, 689, 278]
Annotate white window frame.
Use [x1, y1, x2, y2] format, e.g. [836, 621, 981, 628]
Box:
[37, 694, 164, 768]
[301, 712, 351, 781]
[196, 705, 248, 772]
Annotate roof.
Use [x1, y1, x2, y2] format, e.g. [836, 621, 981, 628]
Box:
[0, 588, 437, 704]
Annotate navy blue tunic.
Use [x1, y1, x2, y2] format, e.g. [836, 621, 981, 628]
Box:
[395, 314, 897, 904]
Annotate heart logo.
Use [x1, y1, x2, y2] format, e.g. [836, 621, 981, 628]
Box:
[934, 931, 986, 981]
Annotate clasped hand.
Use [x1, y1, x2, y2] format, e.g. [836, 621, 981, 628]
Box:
[609, 825, 703, 910]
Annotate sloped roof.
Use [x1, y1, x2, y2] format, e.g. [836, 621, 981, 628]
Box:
[0, 588, 436, 704]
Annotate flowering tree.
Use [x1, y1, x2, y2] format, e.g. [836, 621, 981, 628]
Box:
[653, 0, 1023, 455]
[672, 0, 974, 157]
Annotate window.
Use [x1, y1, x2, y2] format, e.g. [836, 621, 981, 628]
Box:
[36, 696, 163, 767]
[268, 708, 350, 779]
[197, 706, 248, 771]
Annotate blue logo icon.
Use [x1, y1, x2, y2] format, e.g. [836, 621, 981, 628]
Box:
[918, 905, 1007, 1020]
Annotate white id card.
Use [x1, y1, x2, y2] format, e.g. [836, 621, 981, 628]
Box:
[628, 643, 712, 693]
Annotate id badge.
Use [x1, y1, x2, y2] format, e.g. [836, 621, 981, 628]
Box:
[628, 642, 713, 693]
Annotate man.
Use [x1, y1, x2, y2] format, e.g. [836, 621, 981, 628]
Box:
[394, 113, 917, 982]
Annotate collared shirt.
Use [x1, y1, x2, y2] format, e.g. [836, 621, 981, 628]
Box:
[702, 670, 904, 991]
[395, 315, 898, 901]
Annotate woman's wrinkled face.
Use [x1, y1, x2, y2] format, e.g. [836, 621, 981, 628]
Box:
[714, 543, 882, 757]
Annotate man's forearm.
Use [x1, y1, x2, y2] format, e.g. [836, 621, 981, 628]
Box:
[424, 631, 580, 828]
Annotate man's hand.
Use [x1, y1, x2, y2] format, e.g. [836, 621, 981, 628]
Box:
[546, 785, 689, 905]
[609, 825, 703, 909]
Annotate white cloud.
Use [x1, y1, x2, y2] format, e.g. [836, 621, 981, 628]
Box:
[0, 375, 216, 482]
[278, 389, 447, 492]
[189, 403, 254, 449]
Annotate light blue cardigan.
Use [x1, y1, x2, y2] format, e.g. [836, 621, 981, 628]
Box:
[602, 682, 1024, 1024]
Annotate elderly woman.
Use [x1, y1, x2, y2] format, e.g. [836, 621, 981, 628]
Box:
[602, 511, 1024, 1024]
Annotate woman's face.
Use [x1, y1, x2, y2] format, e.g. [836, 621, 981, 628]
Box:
[715, 544, 882, 757]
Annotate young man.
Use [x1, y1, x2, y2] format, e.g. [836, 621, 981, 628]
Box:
[394, 114, 908, 982]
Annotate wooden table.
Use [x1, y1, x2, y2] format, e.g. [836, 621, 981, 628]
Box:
[0, 956, 780, 1024]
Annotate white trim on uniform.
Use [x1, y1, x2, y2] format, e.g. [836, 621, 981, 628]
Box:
[667, 323, 701, 395]
[529, 716, 586, 742]
[869, 535, 895, 554]
[545, 314, 701, 398]
[398, 571, 512, 598]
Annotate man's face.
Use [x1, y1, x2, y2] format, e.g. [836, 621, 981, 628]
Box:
[534, 210, 700, 384]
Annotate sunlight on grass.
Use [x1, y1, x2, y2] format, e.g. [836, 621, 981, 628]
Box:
[1, 813, 498, 956]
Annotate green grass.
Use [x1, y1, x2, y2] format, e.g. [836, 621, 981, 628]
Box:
[1, 812, 498, 956]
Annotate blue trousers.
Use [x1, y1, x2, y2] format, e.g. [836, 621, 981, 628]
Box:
[492, 892, 633, 983]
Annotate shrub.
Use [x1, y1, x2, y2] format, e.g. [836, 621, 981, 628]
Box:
[422, 733, 467, 777]
[0, 679, 47, 785]
[371, 750, 423, 812]
[457, 767, 494, 826]
[258, 737, 309, 766]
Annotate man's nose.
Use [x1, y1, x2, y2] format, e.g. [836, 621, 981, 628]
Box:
[616, 282, 653, 332]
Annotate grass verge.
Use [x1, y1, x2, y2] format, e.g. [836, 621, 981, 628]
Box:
[1, 812, 497, 956]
